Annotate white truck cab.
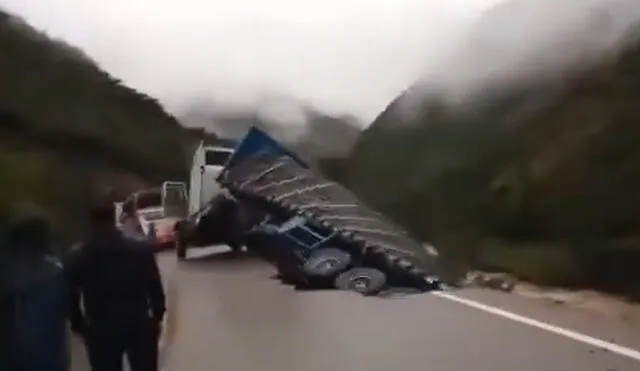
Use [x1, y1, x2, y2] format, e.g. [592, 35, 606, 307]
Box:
[188, 142, 235, 215]
[173, 140, 239, 259]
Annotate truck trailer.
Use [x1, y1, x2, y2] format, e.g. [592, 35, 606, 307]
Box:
[173, 127, 443, 295]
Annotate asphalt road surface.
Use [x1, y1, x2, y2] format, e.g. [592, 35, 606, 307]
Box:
[72, 247, 640, 371]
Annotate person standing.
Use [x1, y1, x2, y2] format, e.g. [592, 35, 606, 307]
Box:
[119, 201, 146, 241]
[0, 208, 69, 371]
[66, 200, 166, 371]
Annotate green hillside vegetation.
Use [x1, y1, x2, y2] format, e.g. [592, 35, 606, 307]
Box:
[0, 9, 355, 245]
[344, 32, 640, 297]
[0, 10, 202, 243]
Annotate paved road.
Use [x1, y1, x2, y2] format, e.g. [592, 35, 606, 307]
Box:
[73, 247, 640, 371]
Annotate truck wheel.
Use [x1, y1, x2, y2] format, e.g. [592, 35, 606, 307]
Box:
[176, 237, 187, 260]
[302, 248, 351, 277]
[334, 267, 386, 295]
[276, 263, 307, 286]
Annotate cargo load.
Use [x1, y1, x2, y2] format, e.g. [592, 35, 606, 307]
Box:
[176, 127, 442, 295]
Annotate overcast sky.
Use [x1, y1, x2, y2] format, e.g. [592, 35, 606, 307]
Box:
[0, 0, 504, 123]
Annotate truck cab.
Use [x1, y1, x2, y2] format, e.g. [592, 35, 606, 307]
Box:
[174, 140, 250, 259]
[188, 142, 235, 215]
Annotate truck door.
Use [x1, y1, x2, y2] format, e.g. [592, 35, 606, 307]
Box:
[200, 148, 234, 207]
[162, 181, 188, 218]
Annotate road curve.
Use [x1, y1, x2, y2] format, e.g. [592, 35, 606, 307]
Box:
[156, 247, 640, 371]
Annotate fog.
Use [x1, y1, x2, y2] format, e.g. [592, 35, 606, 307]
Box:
[3, 1, 638, 128]
[0, 0, 502, 125]
[406, 0, 640, 109]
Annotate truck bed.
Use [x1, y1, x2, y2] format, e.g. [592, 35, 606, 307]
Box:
[219, 153, 431, 266]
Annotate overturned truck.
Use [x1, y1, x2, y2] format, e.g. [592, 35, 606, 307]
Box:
[176, 127, 443, 295]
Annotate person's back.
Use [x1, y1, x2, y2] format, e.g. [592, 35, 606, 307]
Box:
[67, 200, 165, 371]
[0, 212, 69, 371]
[69, 229, 162, 327]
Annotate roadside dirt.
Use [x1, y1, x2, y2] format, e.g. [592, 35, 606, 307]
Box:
[464, 271, 640, 321]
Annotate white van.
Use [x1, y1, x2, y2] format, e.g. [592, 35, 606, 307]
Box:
[187, 142, 236, 215]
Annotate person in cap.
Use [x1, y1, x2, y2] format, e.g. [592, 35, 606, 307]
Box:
[66, 199, 165, 371]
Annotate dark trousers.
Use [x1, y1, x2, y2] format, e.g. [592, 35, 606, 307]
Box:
[86, 320, 159, 371]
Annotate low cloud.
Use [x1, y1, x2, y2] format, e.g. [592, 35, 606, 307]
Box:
[0, 0, 502, 124]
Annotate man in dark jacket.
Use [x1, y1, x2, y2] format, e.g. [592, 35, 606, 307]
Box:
[0, 208, 69, 371]
[66, 200, 166, 371]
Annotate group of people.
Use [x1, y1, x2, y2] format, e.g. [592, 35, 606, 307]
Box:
[0, 199, 166, 371]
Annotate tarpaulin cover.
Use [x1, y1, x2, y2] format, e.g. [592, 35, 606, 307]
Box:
[219, 152, 429, 264]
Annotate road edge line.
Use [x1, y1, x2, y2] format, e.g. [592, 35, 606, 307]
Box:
[432, 291, 640, 362]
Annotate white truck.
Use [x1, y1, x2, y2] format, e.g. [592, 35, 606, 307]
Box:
[186, 142, 235, 217]
[173, 140, 246, 259]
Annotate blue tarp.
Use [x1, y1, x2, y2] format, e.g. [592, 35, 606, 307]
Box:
[220, 127, 307, 177]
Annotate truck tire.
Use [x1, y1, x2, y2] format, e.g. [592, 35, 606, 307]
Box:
[334, 267, 386, 295]
[302, 248, 351, 277]
[276, 262, 307, 287]
[176, 234, 187, 260]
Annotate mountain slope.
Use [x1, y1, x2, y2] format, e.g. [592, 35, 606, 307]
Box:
[344, 22, 640, 295]
[0, 10, 195, 242]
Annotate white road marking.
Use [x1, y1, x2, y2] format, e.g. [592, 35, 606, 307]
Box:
[432, 291, 640, 362]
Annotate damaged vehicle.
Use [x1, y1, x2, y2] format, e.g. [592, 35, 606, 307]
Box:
[175, 127, 443, 295]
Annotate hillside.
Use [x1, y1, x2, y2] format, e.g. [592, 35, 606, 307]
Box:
[345, 24, 640, 296]
[0, 10, 198, 242]
[0, 8, 361, 244]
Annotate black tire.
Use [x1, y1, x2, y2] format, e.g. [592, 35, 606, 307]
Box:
[383, 253, 413, 269]
[384, 253, 400, 264]
[396, 258, 414, 269]
[302, 248, 351, 277]
[334, 267, 386, 295]
[276, 263, 307, 286]
[424, 275, 444, 291]
[176, 235, 187, 260]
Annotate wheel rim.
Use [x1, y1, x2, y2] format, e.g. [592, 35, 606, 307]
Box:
[318, 259, 337, 271]
[351, 275, 371, 291]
